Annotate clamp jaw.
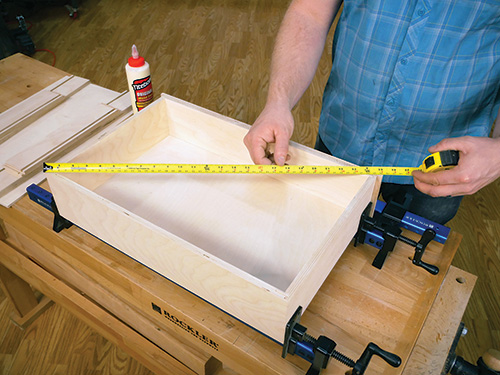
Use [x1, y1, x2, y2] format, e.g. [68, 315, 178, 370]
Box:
[27, 184, 73, 232]
[354, 199, 448, 274]
[283, 307, 401, 375]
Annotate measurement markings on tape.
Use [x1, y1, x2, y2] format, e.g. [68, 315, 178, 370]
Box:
[43, 150, 459, 176]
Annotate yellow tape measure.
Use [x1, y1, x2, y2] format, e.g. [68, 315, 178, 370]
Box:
[43, 150, 459, 176]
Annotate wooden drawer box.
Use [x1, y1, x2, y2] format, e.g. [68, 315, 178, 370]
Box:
[46, 94, 379, 343]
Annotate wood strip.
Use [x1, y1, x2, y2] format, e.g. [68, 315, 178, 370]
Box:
[0, 239, 197, 375]
[0, 170, 18, 196]
[107, 91, 133, 112]
[0, 75, 71, 132]
[0, 75, 127, 206]
[0, 91, 63, 144]
[3, 84, 123, 176]
[5, 106, 118, 176]
[0, 88, 59, 131]
[41, 75, 74, 91]
[0, 110, 133, 208]
[50, 76, 89, 97]
[0, 76, 89, 144]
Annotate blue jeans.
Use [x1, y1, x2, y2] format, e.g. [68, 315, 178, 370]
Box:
[378, 183, 462, 225]
[314, 135, 462, 224]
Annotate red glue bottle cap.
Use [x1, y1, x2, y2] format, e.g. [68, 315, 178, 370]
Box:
[128, 44, 145, 67]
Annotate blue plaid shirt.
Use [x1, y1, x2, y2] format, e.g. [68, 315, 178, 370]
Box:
[318, 0, 500, 183]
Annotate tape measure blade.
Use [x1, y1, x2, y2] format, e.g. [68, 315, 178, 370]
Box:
[43, 163, 418, 176]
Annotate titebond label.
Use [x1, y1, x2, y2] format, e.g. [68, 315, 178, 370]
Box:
[131, 75, 153, 111]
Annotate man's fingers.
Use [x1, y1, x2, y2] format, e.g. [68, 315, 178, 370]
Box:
[413, 169, 471, 197]
[428, 137, 470, 155]
[414, 181, 460, 197]
[246, 136, 273, 165]
[273, 134, 290, 166]
[412, 169, 460, 186]
[252, 143, 273, 165]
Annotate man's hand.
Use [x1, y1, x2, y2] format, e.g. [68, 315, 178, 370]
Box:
[413, 136, 500, 197]
[244, 104, 294, 165]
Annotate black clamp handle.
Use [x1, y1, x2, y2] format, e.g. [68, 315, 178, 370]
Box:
[352, 342, 402, 375]
[412, 228, 439, 275]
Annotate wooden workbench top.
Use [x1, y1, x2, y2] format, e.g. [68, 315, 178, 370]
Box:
[0, 53, 69, 111]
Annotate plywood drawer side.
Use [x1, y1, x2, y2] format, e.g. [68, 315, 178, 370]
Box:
[47, 95, 378, 343]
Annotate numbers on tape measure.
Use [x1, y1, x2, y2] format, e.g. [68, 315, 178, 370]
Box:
[44, 151, 459, 176]
[44, 163, 417, 176]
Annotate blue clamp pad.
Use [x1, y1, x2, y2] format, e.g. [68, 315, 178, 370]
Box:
[26, 184, 72, 232]
[27, 184, 54, 211]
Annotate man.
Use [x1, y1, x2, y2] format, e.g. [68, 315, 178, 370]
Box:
[244, 0, 500, 224]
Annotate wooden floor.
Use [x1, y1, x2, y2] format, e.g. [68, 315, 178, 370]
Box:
[0, 0, 499, 373]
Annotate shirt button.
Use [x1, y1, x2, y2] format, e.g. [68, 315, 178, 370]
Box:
[387, 98, 395, 106]
[401, 58, 408, 65]
[418, 8, 425, 16]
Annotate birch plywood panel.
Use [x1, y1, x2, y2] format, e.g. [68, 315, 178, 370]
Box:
[0, 76, 71, 141]
[47, 95, 378, 342]
[0, 76, 90, 143]
[3, 85, 121, 175]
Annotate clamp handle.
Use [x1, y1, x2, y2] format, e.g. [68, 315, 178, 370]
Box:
[414, 259, 439, 275]
[412, 228, 439, 275]
[353, 342, 402, 375]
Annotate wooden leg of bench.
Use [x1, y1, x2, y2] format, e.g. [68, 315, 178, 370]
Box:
[0, 257, 54, 329]
[9, 294, 54, 329]
[0, 262, 38, 314]
[0, 218, 54, 328]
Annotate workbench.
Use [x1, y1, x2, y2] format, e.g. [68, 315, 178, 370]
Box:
[0, 54, 477, 375]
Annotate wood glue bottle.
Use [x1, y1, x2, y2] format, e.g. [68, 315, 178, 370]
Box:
[125, 44, 154, 113]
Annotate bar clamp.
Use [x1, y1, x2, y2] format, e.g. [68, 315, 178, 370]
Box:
[282, 307, 401, 375]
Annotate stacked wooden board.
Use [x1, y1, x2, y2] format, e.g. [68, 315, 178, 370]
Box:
[0, 76, 132, 207]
